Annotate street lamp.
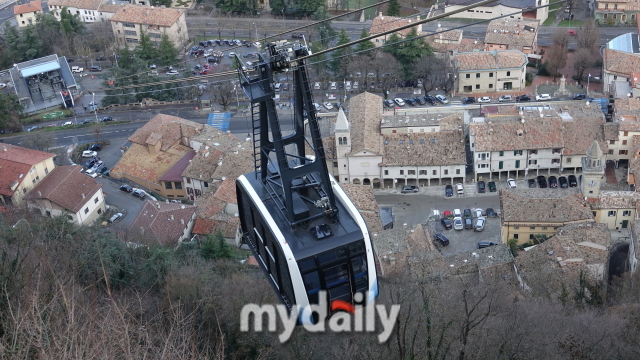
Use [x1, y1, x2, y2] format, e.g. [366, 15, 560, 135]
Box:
[281, 9, 286, 39]
[91, 92, 98, 122]
[587, 73, 591, 96]
[253, 22, 258, 42]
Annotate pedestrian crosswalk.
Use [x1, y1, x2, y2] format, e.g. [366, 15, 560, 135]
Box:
[208, 112, 231, 131]
[449, 101, 462, 106]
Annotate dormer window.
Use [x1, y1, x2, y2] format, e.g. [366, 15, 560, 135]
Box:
[516, 129, 523, 137]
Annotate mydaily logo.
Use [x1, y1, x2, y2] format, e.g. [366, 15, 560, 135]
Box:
[240, 291, 400, 343]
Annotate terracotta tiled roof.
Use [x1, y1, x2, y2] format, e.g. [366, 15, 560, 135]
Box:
[211, 145, 255, 181]
[381, 131, 466, 166]
[159, 150, 195, 182]
[0, 143, 55, 166]
[501, 189, 594, 224]
[484, 18, 539, 48]
[558, 104, 607, 156]
[25, 165, 102, 213]
[48, 0, 101, 10]
[192, 215, 239, 238]
[194, 189, 227, 218]
[423, 28, 463, 42]
[603, 48, 640, 78]
[603, 122, 620, 141]
[110, 143, 192, 184]
[471, 116, 564, 152]
[369, 13, 420, 37]
[128, 114, 203, 151]
[615, 98, 640, 124]
[213, 178, 237, 204]
[341, 183, 383, 233]
[14, 0, 41, 15]
[0, 144, 55, 197]
[98, 3, 122, 13]
[0, 160, 32, 197]
[427, 38, 484, 53]
[591, 190, 640, 209]
[109, 4, 183, 27]
[347, 92, 383, 155]
[130, 201, 196, 246]
[456, 50, 527, 71]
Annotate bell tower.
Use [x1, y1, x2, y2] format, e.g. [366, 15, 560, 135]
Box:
[334, 107, 351, 183]
[581, 140, 605, 199]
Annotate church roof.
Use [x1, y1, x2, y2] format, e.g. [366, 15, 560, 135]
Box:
[586, 140, 603, 159]
[335, 107, 349, 132]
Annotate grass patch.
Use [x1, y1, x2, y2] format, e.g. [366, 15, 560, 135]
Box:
[436, 17, 478, 24]
[21, 108, 74, 124]
[549, 2, 563, 10]
[346, 0, 378, 19]
[542, 10, 557, 26]
[558, 19, 583, 27]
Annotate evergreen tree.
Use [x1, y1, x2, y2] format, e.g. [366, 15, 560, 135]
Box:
[384, 28, 432, 77]
[312, 6, 335, 46]
[355, 28, 376, 53]
[0, 92, 24, 131]
[3, 25, 22, 62]
[136, 30, 157, 61]
[21, 25, 43, 61]
[59, 7, 85, 34]
[387, 0, 401, 16]
[157, 33, 179, 66]
[331, 28, 352, 76]
[200, 230, 234, 260]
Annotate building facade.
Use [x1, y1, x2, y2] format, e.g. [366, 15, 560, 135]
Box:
[47, 0, 102, 22]
[0, 144, 55, 206]
[109, 5, 188, 50]
[369, 12, 423, 47]
[484, 18, 540, 54]
[443, 0, 549, 23]
[594, 0, 640, 25]
[14, 0, 42, 28]
[591, 191, 640, 229]
[455, 50, 527, 94]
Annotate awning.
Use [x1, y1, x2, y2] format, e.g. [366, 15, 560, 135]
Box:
[20, 61, 60, 78]
[527, 54, 542, 59]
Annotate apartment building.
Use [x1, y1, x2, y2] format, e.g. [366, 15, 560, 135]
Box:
[110, 4, 187, 49]
[607, 98, 640, 164]
[590, 191, 640, 229]
[594, 0, 640, 24]
[48, 0, 101, 22]
[484, 18, 540, 54]
[369, 12, 423, 47]
[455, 50, 527, 94]
[0, 144, 56, 206]
[13, 0, 42, 27]
[443, 0, 549, 23]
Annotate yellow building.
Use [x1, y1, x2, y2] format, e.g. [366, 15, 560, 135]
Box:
[13, 0, 42, 27]
[500, 189, 595, 244]
[590, 191, 640, 230]
[0, 144, 55, 206]
[109, 4, 188, 50]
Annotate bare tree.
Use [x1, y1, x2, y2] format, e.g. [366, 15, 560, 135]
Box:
[573, 48, 592, 84]
[213, 80, 236, 110]
[215, 17, 227, 40]
[21, 131, 55, 152]
[551, 28, 569, 50]
[577, 20, 600, 53]
[544, 45, 567, 81]
[413, 54, 449, 95]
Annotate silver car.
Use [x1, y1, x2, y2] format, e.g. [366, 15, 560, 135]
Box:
[474, 217, 486, 232]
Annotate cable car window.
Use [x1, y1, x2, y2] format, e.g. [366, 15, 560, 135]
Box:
[328, 283, 351, 302]
[318, 247, 347, 265]
[298, 257, 316, 271]
[303, 271, 321, 304]
[351, 255, 368, 292]
[348, 241, 365, 255]
[323, 263, 349, 288]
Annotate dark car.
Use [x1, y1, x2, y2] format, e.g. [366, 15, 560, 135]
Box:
[537, 175, 547, 188]
[559, 176, 568, 188]
[516, 95, 531, 102]
[96, 165, 108, 174]
[85, 159, 96, 168]
[486, 208, 497, 217]
[99, 116, 113, 122]
[401, 185, 419, 193]
[488, 181, 497, 192]
[404, 98, 416, 106]
[96, 55, 105, 61]
[291, 33, 304, 39]
[89, 66, 102, 72]
[384, 99, 395, 108]
[88, 143, 102, 151]
[414, 97, 426, 105]
[119, 184, 133, 193]
[445, 184, 453, 197]
[528, 178, 536, 188]
[80, 119, 95, 124]
[478, 242, 497, 249]
[462, 97, 476, 104]
[463, 208, 472, 217]
[440, 218, 452, 230]
[574, 93, 587, 100]
[199, 41, 209, 47]
[477, 181, 486, 193]
[568, 174, 578, 187]
[464, 217, 473, 230]
[424, 95, 436, 105]
[434, 233, 450, 246]
[548, 176, 558, 188]
[132, 189, 145, 199]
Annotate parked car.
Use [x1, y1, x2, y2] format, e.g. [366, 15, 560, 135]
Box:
[82, 150, 97, 158]
[401, 185, 419, 193]
[478, 96, 491, 103]
[414, 97, 426, 105]
[132, 189, 146, 199]
[486, 208, 497, 217]
[80, 119, 94, 124]
[462, 97, 476, 104]
[394, 98, 405, 106]
[119, 184, 133, 193]
[568, 174, 578, 187]
[291, 33, 305, 39]
[559, 176, 569, 188]
[108, 213, 123, 224]
[463, 209, 472, 218]
[445, 184, 453, 197]
[453, 209, 462, 218]
[83, 170, 98, 178]
[313, 103, 322, 111]
[71, 66, 84, 73]
[567, 29, 576, 35]
[536, 94, 551, 101]
[516, 95, 531, 102]
[404, 98, 416, 106]
[475, 209, 483, 218]
[474, 217, 486, 232]
[464, 217, 473, 230]
[478, 242, 497, 249]
[99, 116, 113, 122]
[323, 102, 334, 110]
[453, 217, 463, 230]
[548, 176, 558, 188]
[25, 126, 39, 132]
[443, 210, 452, 217]
[456, 183, 464, 195]
[440, 218, 452, 230]
[499, 95, 513, 102]
[528, 178, 537, 188]
[488, 181, 497, 192]
[434, 233, 450, 246]
[85, 159, 97, 168]
[62, 121, 73, 126]
[537, 175, 548, 188]
[424, 95, 437, 105]
[96, 55, 105, 61]
[89, 66, 102, 72]
[477, 181, 486, 193]
[507, 178, 517, 189]
[166, 69, 179, 76]
[435, 95, 449, 104]
[384, 99, 395, 108]
[573, 93, 587, 100]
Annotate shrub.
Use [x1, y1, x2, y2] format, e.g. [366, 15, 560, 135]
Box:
[537, 64, 550, 76]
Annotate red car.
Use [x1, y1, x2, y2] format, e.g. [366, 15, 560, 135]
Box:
[568, 30, 576, 36]
[203, 63, 211, 69]
[199, 70, 208, 75]
[443, 210, 452, 217]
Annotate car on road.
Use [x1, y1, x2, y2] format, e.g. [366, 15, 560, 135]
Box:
[499, 95, 513, 102]
[132, 189, 146, 199]
[567, 29, 576, 35]
[313, 103, 322, 111]
[488, 181, 497, 192]
[63, 121, 73, 126]
[99, 116, 113, 122]
[108, 213, 123, 224]
[82, 150, 97, 158]
[536, 94, 551, 101]
[478, 96, 491, 103]
[568, 174, 578, 187]
[474, 217, 486, 232]
[25, 126, 39, 132]
[434, 233, 450, 246]
[507, 178, 517, 189]
[401, 185, 419, 193]
[440, 218, 452, 230]
[574, 93, 587, 100]
[291, 33, 305, 39]
[394, 98, 405, 107]
[445, 184, 453, 197]
[323, 102, 334, 110]
[384, 99, 395, 108]
[453, 217, 463, 230]
[80, 119, 95, 125]
[89, 66, 102, 72]
[559, 176, 569, 188]
[477, 181, 486, 193]
[166, 70, 179, 76]
[478, 242, 497, 249]
[516, 95, 531, 102]
[537, 175, 548, 188]
[462, 97, 476, 104]
[435, 95, 449, 104]
[71, 66, 84, 73]
[464, 217, 473, 230]
[528, 179, 537, 188]
[88, 143, 101, 151]
[548, 176, 558, 188]
[486, 208, 497, 217]
[96, 55, 105, 61]
[119, 184, 133, 193]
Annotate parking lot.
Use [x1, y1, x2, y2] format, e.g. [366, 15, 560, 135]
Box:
[428, 215, 502, 257]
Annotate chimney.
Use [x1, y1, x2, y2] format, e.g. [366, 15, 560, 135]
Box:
[181, 205, 185, 209]
[3, 146, 6, 151]
[82, 193, 85, 199]
[171, 215, 174, 220]
[181, 219, 184, 225]
[38, 190, 41, 197]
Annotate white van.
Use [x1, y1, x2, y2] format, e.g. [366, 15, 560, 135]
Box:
[274, 83, 282, 92]
[353, 81, 359, 90]
[314, 82, 321, 90]
[345, 81, 351, 91]
[330, 82, 337, 90]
